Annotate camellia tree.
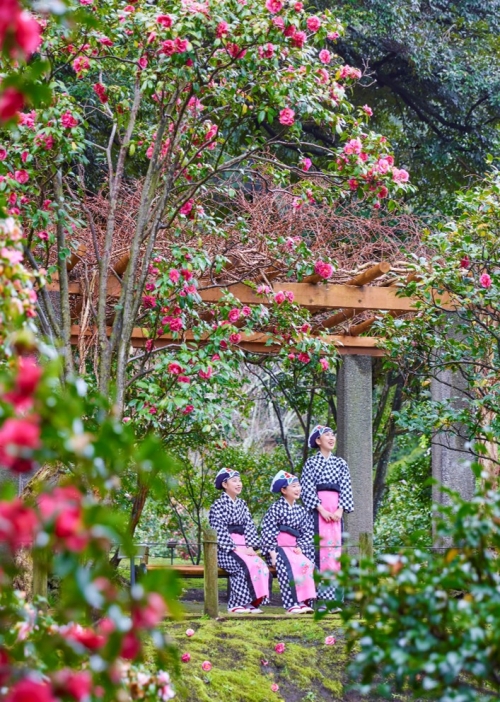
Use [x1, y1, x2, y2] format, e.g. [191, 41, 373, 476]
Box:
[327, 172, 500, 700]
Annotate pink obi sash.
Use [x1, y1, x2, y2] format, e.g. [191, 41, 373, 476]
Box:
[276, 530, 316, 603]
[315, 490, 342, 573]
[231, 532, 269, 600]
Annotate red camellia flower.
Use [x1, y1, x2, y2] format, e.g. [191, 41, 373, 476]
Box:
[265, 0, 283, 13]
[52, 669, 93, 702]
[0, 500, 38, 550]
[181, 652, 191, 663]
[120, 631, 141, 660]
[38, 486, 89, 551]
[5, 678, 56, 702]
[92, 83, 108, 104]
[460, 256, 470, 269]
[62, 623, 106, 651]
[168, 362, 183, 375]
[0, 647, 9, 684]
[216, 21, 228, 38]
[297, 352, 310, 363]
[306, 15, 321, 32]
[229, 332, 241, 344]
[274, 642, 285, 653]
[0, 417, 40, 472]
[4, 356, 42, 410]
[274, 291, 285, 304]
[156, 14, 173, 27]
[182, 404, 194, 415]
[0, 88, 24, 121]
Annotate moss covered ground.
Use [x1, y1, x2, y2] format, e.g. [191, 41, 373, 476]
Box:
[153, 615, 371, 702]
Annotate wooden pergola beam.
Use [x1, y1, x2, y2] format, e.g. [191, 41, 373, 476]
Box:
[345, 261, 391, 287]
[313, 308, 356, 333]
[69, 326, 386, 357]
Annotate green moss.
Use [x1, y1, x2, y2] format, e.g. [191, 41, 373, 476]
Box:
[151, 617, 351, 702]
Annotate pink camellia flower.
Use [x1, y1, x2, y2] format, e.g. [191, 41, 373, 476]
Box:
[1, 247, 23, 264]
[120, 631, 141, 660]
[324, 635, 336, 645]
[229, 332, 241, 344]
[168, 362, 184, 375]
[216, 21, 229, 38]
[265, 0, 283, 13]
[297, 352, 310, 363]
[319, 358, 329, 371]
[288, 352, 296, 360]
[274, 291, 286, 304]
[294, 2, 303, 10]
[392, 168, 410, 183]
[241, 306, 251, 317]
[182, 405, 194, 415]
[181, 268, 193, 281]
[132, 592, 167, 628]
[256, 284, 271, 295]
[199, 367, 213, 380]
[228, 308, 241, 323]
[142, 295, 156, 310]
[314, 261, 334, 279]
[201, 661, 212, 672]
[226, 43, 246, 59]
[319, 49, 332, 65]
[178, 376, 191, 384]
[72, 56, 90, 76]
[52, 669, 93, 702]
[344, 138, 362, 155]
[179, 199, 194, 216]
[285, 291, 294, 302]
[12, 11, 42, 58]
[258, 42, 275, 59]
[169, 318, 184, 332]
[279, 108, 295, 126]
[61, 111, 78, 128]
[0, 417, 41, 466]
[145, 339, 154, 351]
[186, 628, 195, 637]
[4, 678, 56, 702]
[169, 269, 180, 283]
[274, 642, 285, 654]
[301, 323, 311, 333]
[14, 169, 29, 184]
[480, 273, 492, 289]
[175, 37, 189, 52]
[18, 110, 36, 128]
[301, 157, 312, 171]
[362, 104, 373, 116]
[291, 31, 307, 48]
[138, 55, 148, 69]
[377, 186, 389, 199]
[460, 256, 470, 269]
[273, 16, 285, 29]
[161, 39, 176, 55]
[0, 88, 25, 121]
[306, 16, 321, 32]
[157, 14, 173, 27]
[271, 683, 280, 693]
[0, 147, 7, 159]
[261, 659, 269, 666]
[181, 653, 191, 663]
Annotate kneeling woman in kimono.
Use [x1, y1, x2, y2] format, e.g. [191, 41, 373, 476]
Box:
[260, 471, 316, 614]
[208, 468, 269, 614]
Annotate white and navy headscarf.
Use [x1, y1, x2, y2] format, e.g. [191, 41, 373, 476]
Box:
[215, 468, 240, 490]
[308, 424, 335, 449]
[270, 470, 299, 493]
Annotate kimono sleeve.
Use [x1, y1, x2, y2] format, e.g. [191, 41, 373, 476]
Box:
[300, 457, 320, 510]
[208, 500, 235, 552]
[260, 503, 280, 556]
[242, 502, 260, 549]
[296, 508, 315, 552]
[338, 459, 354, 513]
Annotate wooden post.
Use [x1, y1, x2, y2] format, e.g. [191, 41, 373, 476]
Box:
[358, 532, 373, 559]
[32, 550, 48, 602]
[203, 527, 219, 618]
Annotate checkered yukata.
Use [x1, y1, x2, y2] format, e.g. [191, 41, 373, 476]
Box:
[300, 451, 354, 601]
[260, 496, 315, 609]
[208, 491, 264, 609]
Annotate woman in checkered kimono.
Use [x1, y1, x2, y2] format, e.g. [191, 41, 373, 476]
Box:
[300, 425, 354, 606]
[260, 471, 316, 613]
[208, 468, 269, 613]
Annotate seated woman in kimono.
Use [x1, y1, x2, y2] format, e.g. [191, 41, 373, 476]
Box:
[208, 468, 269, 614]
[260, 470, 316, 614]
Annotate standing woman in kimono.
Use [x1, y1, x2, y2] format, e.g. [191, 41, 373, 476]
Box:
[208, 468, 269, 614]
[260, 471, 316, 614]
[300, 425, 354, 608]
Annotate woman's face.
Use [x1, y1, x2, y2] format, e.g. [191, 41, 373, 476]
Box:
[316, 431, 336, 451]
[282, 481, 301, 500]
[223, 475, 242, 499]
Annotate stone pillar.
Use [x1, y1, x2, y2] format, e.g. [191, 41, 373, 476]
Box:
[336, 355, 373, 556]
[431, 369, 475, 544]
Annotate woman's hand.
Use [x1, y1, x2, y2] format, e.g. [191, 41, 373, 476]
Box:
[244, 547, 256, 556]
[269, 550, 277, 566]
[317, 505, 334, 522]
[331, 507, 343, 522]
[293, 547, 302, 555]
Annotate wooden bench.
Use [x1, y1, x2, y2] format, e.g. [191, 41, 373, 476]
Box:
[147, 564, 277, 578]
